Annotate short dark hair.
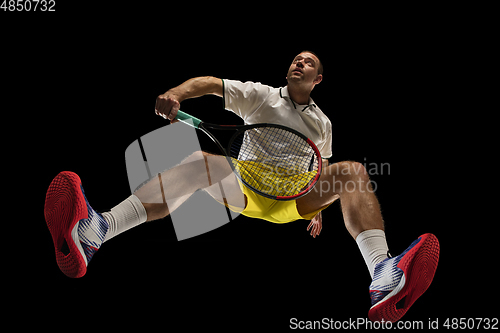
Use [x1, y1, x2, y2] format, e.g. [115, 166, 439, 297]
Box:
[301, 50, 323, 75]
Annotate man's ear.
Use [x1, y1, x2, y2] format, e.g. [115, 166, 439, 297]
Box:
[313, 74, 323, 85]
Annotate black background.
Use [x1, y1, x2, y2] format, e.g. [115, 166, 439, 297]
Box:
[3, 3, 493, 331]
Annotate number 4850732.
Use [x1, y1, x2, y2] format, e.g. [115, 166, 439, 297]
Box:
[443, 318, 498, 330]
[1, 0, 56, 11]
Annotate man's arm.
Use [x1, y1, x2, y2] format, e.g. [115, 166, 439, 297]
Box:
[155, 76, 223, 120]
[307, 158, 329, 238]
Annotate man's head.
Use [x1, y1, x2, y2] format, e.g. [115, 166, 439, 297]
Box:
[286, 51, 323, 91]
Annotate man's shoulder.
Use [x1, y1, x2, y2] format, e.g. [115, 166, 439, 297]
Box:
[224, 79, 278, 94]
[310, 104, 331, 124]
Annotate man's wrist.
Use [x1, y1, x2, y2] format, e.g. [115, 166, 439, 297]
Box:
[166, 89, 184, 103]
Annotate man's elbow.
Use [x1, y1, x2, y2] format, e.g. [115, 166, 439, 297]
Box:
[203, 76, 223, 97]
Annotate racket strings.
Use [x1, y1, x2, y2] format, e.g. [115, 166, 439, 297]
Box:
[230, 126, 319, 197]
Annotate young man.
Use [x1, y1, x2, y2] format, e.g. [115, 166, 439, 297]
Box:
[44, 51, 439, 322]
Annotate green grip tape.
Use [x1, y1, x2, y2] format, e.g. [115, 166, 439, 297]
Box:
[174, 110, 202, 128]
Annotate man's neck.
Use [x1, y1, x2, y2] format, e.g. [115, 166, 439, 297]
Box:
[287, 84, 311, 105]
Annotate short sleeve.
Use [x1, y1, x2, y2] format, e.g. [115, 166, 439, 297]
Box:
[319, 119, 332, 159]
[223, 79, 273, 121]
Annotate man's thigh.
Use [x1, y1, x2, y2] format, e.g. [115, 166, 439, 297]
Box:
[203, 152, 247, 211]
[295, 164, 341, 216]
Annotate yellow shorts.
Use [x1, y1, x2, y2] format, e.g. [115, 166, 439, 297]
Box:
[234, 178, 329, 224]
[223, 159, 330, 223]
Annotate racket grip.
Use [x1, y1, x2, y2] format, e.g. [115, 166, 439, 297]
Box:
[175, 110, 202, 129]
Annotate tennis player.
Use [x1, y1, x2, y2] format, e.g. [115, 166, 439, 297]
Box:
[44, 51, 439, 322]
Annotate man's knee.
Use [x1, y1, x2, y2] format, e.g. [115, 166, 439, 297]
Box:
[185, 150, 213, 161]
[329, 161, 368, 179]
[347, 161, 368, 178]
[181, 150, 205, 165]
[323, 161, 371, 194]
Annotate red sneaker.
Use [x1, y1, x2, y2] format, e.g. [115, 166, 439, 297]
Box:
[44, 171, 108, 278]
[368, 233, 440, 322]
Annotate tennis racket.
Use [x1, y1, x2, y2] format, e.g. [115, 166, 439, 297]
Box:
[174, 110, 322, 201]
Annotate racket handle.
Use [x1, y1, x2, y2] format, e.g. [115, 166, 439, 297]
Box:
[175, 110, 202, 129]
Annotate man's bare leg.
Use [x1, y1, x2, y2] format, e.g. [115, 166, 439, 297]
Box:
[299, 162, 440, 322]
[296, 161, 388, 279]
[296, 161, 384, 239]
[135, 151, 245, 222]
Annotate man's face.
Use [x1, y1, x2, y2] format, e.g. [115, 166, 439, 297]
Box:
[286, 52, 322, 86]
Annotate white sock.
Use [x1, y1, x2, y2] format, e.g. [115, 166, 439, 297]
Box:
[356, 229, 389, 279]
[102, 194, 148, 242]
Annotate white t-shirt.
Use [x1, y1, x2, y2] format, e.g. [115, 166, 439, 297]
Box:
[223, 79, 332, 159]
